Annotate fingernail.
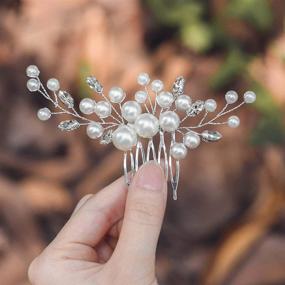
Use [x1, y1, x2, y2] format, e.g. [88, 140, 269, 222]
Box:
[135, 162, 164, 191]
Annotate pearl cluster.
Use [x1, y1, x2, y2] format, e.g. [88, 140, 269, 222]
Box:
[26, 65, 256, 199]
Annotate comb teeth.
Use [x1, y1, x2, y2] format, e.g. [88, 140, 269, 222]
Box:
[26, 65, 256, 200]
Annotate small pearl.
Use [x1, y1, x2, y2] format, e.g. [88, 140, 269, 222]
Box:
[170, 143, 187, 160]
[26, 65, 40, 78]
[112, 125, 137, 151]
[159, 111, 180, 132]
[225, 90, 238, 104]
[151, 79, 164, 93]
[137, 72, 150, 86]
[95, 101, 112, 118]
[175, 95, 192, 111]
[243, 91, 256, 104]
[79, 98, 95, 115]
[122, 101, 142, 123]
[134, 113, 159, 138]
[27, 78, 40, 92]
[156, 91, 174, 108]
[204, 99, 217, 112]
[47, 78, 60, 92]
[37, 107, 51, 121]
[183, 131, 200, 149]
[86, 122, 103, 139]
[228, 115, 240, 128]
[108, 87, 125, 103]
[135, 90, 148, 104]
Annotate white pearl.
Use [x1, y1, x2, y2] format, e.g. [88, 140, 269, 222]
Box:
[137, 72, 150, 86]
[27, 78, 40, 92]
[204, 99, 217, 112]
[228, 115, 240, 128]
[134, 113, 159, 138]
[37, 107, 51, 121]
[47, 78, 60, 92]
[94, 101, 111, 118]
[122, 101, 142, 123]
[170, 143, 187, 160]
[86, 122, 103, 139]
[156, 91, 174, 108]
[135, 90, 148, 104]
[225, 90, 238, 104]
[183, 131, 200, 149]
[26, 65, 40, 77]
[159, 111, 180, 132]
[79, 98, 95, 115]
[243, 91, 256, 104]
[108, 87, 125, 103]
[112, 125, 137, 151]
[175, 95, 192, 111]
[151, 79, 164, 93]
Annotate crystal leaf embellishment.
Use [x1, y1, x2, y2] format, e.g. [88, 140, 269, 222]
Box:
[86, 76, 103, 93]
[58, 120, 80, 131]
[58, 90, 74, 108]
[187, 100, 204, 117]
[172, 76, 185, 97]
[201, 130, 222, 142]
[100, 129, 113, 144]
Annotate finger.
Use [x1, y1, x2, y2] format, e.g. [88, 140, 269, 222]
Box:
[53, 176, 127, 247]
[111, 162, 167, 267]
[95, 240, 113, 263]
[71, 194, 93, 216]
[108, 218, 123, 238]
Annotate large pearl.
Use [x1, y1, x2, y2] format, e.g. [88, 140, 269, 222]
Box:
[159, 111, 180, 132]
[204, 99, 217, 112]
[86, 122, 103, 139]
[122, 101, 142, 123]
[134, 113, 159, 138]
[175, 95, 192, 111]
[37, 107, 51, 121]
[151, 79, 164, 93]
[27, 78, 40, 92]
[156, 91, 174, 108]
[26, 65, 40, 78]
[47, 78, 60, 92]
[79, 98, 95, 115]
[170, 143, 187, 160]
[228, 115, 240, 128]
[183, 131, 200, 149]
[137, 72, 150, 86]
[95, 101, 111, 118]
[112, 125, 137, 151]
[243, 91, 256, 104]
[225, 90, 238, 104]
[135, 90, 148, 104]
[108, 87, 125, 103]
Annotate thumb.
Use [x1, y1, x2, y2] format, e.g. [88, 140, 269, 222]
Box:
[112, 161, 167, 268]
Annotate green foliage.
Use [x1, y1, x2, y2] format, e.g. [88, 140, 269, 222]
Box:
[249, 83, 285, 146]
[146, 0, 204, 26]
[227, 0, 273, 32]
[78, 61, 93, 99]
[146, 0, 273, 53]
[180, 22, 213, 53]
[210, 50, 248, 90]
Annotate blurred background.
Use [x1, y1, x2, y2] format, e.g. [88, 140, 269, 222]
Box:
[0, 0, 285, 284]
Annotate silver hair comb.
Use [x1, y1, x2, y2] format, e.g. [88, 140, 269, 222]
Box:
[26, 65, 256, 200]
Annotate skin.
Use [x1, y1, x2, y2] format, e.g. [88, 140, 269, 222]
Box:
[28, 162, 167, 285]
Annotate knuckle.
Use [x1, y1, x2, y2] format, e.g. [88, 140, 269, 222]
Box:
[127, 196, 163, 226]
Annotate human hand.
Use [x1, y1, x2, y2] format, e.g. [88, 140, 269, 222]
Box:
[28, 162, 167, 285]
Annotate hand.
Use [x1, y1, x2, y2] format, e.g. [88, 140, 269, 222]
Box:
[28, 162, 167, 285]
